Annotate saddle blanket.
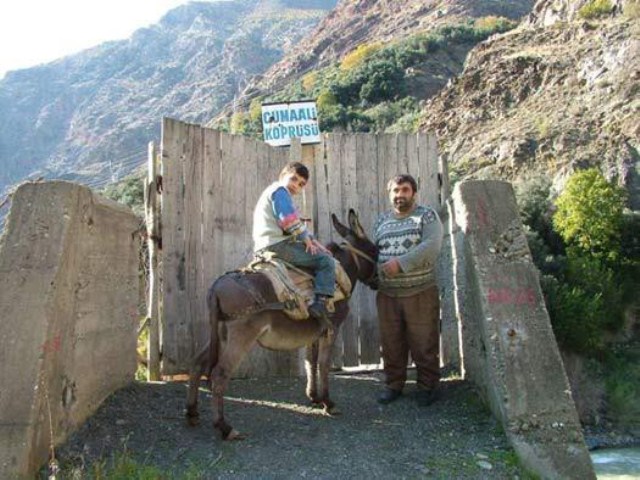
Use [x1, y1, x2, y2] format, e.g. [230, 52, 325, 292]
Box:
[244, 252, 352, 321]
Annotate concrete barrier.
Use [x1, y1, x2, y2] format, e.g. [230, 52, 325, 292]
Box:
[452, 180, 595, 479]
[0, 181, 140, 478]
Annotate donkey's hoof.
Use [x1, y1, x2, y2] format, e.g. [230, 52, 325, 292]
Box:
[185, 410, 200, 427]
[323, 403, 341, 416]
[187, 416, 200, 427]
[226, 429, 246, 441]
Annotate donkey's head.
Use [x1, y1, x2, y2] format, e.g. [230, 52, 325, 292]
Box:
[330, 209, 378, 288]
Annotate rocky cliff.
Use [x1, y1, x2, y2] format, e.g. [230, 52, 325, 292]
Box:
[214, 0, 535, 121]
[420, 0, 639, 208]
[0, 0, 336, 194]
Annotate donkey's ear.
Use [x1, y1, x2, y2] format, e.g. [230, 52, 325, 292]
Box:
[332, 213, 351, 239]
[348, 209, 367, 239]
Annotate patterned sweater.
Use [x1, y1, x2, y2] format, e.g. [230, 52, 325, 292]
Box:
[373, 204, 443, 296]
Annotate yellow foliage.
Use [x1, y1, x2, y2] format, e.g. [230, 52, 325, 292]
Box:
[249, 99, 263, 122]
[230, 110, 247, 134]
[340, 42, 383, 71]
[316, 89, 337, 109]
[475, 16, 507, 31]
[302, 72, 318, 92]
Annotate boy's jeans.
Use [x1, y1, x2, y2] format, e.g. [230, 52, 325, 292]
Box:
[266, 239, 335, 297]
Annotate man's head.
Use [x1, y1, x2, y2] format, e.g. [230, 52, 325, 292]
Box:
[387, 174, 418, 214]
[279, 162, 309, 196]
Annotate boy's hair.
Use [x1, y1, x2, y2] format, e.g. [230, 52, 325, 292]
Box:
[279, 162, 309, 181]
[387, 174, 418, 193]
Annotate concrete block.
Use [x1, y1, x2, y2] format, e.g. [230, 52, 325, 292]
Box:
[0, 181, 140, 478]
[437, 199, 461, 372]
[452, 180, 595, 479]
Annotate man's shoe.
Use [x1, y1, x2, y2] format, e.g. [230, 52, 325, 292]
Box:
[415, 389, 439, 407]
[377, 388, 402, 405]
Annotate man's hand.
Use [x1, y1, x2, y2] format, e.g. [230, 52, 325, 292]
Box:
[382, 258, 401, 278]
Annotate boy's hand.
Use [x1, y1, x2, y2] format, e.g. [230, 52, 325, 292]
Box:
[305, 238, 331, 256]
[304, 237, 319, 255]
[313, 239, 332, 255]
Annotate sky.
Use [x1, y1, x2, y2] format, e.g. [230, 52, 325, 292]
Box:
[0, 0, 193, 79]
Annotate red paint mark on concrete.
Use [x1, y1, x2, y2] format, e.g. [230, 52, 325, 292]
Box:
[477, 198, 489, 229]
[41, 334, 62, 353]
[487, 288, 536, 306]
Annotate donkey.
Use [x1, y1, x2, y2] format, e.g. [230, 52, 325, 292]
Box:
[185, 209, 378, 440]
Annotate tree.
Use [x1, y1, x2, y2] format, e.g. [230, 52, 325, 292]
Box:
[553, 169, 625, 261]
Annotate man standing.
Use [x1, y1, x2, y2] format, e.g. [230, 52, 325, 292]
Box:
[373, 174, 443, 406]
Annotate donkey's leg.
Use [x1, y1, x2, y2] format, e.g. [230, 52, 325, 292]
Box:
[185, 342, 210, 426]
[210, 322, 265, 440]
[317, 330, 339, 414]
[305, 341, 320, 405]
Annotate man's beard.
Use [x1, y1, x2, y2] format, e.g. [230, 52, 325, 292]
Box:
[394, 197, 415, 212]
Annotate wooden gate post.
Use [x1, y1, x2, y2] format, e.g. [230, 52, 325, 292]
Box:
[144, 141, 161, 380]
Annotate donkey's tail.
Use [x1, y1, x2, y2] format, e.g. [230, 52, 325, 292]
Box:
[206, 288, 221, 380]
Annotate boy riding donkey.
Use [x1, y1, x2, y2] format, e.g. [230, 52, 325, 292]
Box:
[252, 162, 335, 329]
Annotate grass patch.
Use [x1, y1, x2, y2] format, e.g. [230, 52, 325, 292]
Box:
[578, 0, 613, 19]
[51, 448, 217, 479]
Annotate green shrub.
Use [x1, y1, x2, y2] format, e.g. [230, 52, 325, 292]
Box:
[553, 169, 625, 261]
[102, 175, 145, 217]
[541, 276, 605, 354]
[515, 175, 564, 256]
[358, 59, 406, 103]
[578, 0, 613, 19]
[318, 103, 348, 131]
[316, 89, 338, 109]
[564, 253, 625, 331]
[604, 344, 640, 426]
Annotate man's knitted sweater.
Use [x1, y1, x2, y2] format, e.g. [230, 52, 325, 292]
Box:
[373, 204, 443, 297]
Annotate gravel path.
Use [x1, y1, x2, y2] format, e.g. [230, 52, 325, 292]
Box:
[54, 371, 526, 479]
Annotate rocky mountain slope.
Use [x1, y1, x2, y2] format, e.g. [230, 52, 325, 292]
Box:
[214, 0, 536, 121]
[0, 0, 336, 194]
[420, 0, 639, 208]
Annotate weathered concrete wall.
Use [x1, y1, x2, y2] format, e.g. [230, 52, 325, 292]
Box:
[437, 199, 462, 372]
[0, 181, 140, 478]
[452, 180, 595, 479]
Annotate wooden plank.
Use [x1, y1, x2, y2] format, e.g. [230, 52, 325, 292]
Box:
[202, 128, 221, 316]
[397, 132, 409, 174]
[301, 144, 316, 237]
[314, 136, 331, 243]
[145, 141, 161, 380]
[419, 132, 439, 208]
[407, 133, 420, 188]
[160, 117, 187, 374]
[219, 133, 242, 272]
[340, 134, 359, 367]
[325, 134, 344, 369]
[357, 134, 381, 365]
[183, 124, 206, 362]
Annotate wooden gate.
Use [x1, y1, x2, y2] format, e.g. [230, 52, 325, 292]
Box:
[157, 117, 444, 376]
